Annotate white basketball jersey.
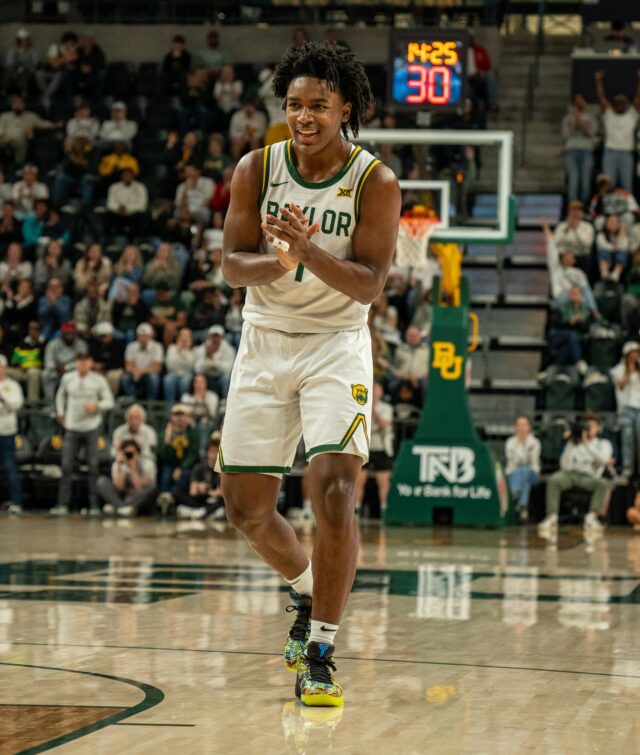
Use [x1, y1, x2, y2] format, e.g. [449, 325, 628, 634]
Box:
[242, 138, 381, 334]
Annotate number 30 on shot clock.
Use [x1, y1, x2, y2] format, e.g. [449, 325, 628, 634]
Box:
[390, 29, 468, 111]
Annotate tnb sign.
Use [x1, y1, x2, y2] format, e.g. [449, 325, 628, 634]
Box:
[413, 445, 475, 484]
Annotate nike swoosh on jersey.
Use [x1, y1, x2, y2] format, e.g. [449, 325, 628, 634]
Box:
[270, 180, 289, 187]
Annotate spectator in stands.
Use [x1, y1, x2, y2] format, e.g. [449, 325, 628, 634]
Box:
[2, 278, 36, 347]
[12, 165, 49, 220]
[623, 253, 640, 333]
[32, 205, 68, 248]
[105, 168, 148, 239]
[0, 202, 21, 246]
[548, 285, 591, 368]
[99, 141, 140, 188]
[3, 29, 40, 98]
[181, 372, 219, 449]
[42, 320, 87, 399]
[0, 354, 24, 514]
[202, 133, 231, 182]
[74, 243, 112, 297]
[562, 95, 597, 205]
[164, 327, 196, 402]
[0, 242, 32, 287]
[142, 242, 183, 294]
[174, 437, 224, 520]
[604, 21, 637, 55]
[538, 413, 613, 537]
[229, 95, 267, 161]
[178, 65, 215, 135]
[162, 130, 202, 195]
[112, 281, 149, 342]
[147, 281, 187, 346]
[99, 102, 138, 149]
[8, 319, 42, 400]
[468, 31, 498, 111]
[34, 240, 72, 295]
[209, 165, 232, 228]
[258, 67, 284, 130]
[73, 281, 111, 340]
[0, 170, 14, 208]
[97, 438, 157, 518]
[213, 65, 243, 122]
[590, 173, 639, 233]
[354, 382, 394, 519]
[196, 29, 227, 77]
[505, 415, 541, 523]
[161, 34, 191, 96]
[76, 33, 106, 98]
[122, 322, 163, 400]
[37, 277, 71, 341]
[65, 103, 99, 143]
[611, 341, 640, 478]
[596, 214, 629, 281]
[553, 201, 595, 275]
[390, 325, 429, 403]
[89, 321, 123, 397]
[156, 403, 200, 508]
[51, 351, 114, 516]
[173, 164, 214, 227]
[0, 97, 60, 166]
[194, 324, 235, 397]
[109, 244, 144, 301]
[542, 221, 598, 312]
[110, 403, 158, 461]
[51, 137, 98, 208]
[595, 70, 640, 193]
[22, 198, 49, 248]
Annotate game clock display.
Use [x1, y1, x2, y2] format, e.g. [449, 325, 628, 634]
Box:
[390, 29, 468, 111]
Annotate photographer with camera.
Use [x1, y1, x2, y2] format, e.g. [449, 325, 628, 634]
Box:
[610, 341, 640, 478]
[96, 438, 157, 517]
[538, 412, 614, 537]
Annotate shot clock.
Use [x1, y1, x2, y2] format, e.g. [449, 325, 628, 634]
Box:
[390, 29, 468, 111]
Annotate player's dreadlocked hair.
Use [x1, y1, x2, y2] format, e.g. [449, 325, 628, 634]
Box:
[272, 41, 373, 138]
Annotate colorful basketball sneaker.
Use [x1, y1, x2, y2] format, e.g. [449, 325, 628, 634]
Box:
[284, 590, 312, 672]
[295, 641, 343, 707]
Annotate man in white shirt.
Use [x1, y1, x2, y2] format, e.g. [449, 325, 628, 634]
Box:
[98, 101, 138, 148]
[229, 97, 267, 161]
[595, 69, 640, 193]
[0, 354, 24, 513]
[11, 164, 49, 220]
[174, 164, 214, 226]
[65, 103, 99, 143]
[122, 322, 163, 400]
[542, 221, 598, 311]
[539, 413, 613, 537]
[110, 403, 158, 462]
[610, 341, 640, 476]
[194, 324, 236, 397]
[553, 201, 595, 274]
[505, 415, 541, 522]
[50, 351, 114, 516]
[105, 167, 148, 238]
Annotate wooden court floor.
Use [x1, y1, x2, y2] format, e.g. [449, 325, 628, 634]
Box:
[1, 517, 640, 754]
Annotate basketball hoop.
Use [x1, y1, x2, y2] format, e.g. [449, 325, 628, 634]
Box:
[396, 209, 439, 270]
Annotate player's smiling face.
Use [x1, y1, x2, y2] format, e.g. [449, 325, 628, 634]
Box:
[285, 76, 351, 153]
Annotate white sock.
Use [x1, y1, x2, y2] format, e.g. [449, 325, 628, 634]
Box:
[302, 498, 313, 514]
[309, 619, 339, 646]
[286, 561, 313, 597]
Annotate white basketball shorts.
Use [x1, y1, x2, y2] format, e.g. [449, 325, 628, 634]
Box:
[217, 323, 372, 478]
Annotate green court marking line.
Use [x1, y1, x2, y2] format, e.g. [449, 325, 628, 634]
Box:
[9, 642, 640, 683]
[0, 661, 164, 755]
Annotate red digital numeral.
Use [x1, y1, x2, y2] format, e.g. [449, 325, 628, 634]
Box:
[406, 64, 452, 105]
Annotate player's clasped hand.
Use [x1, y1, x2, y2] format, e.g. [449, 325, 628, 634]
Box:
[262, 203, 320, 272]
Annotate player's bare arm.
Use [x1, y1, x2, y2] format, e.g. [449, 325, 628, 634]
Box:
[221, 150, 292, 288]
[263, 164, 401, 304]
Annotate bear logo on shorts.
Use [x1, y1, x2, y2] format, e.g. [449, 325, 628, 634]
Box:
[351, 384, 368, 406]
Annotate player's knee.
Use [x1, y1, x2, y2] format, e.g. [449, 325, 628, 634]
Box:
[223, 494, 250, 532]
[314, 475, 356, 528]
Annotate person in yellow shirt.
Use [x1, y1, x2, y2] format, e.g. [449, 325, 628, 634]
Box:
[98, 141, 139, 186]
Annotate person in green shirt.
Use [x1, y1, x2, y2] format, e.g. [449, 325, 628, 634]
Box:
[156, 404, 200, 508]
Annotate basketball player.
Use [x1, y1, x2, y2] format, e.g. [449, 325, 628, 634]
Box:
[219, 42, 401, 707]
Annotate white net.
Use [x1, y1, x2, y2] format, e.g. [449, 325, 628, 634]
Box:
[395, 217, 438, 269]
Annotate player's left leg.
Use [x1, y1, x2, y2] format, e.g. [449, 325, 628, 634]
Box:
[295, 452, 362, 708]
